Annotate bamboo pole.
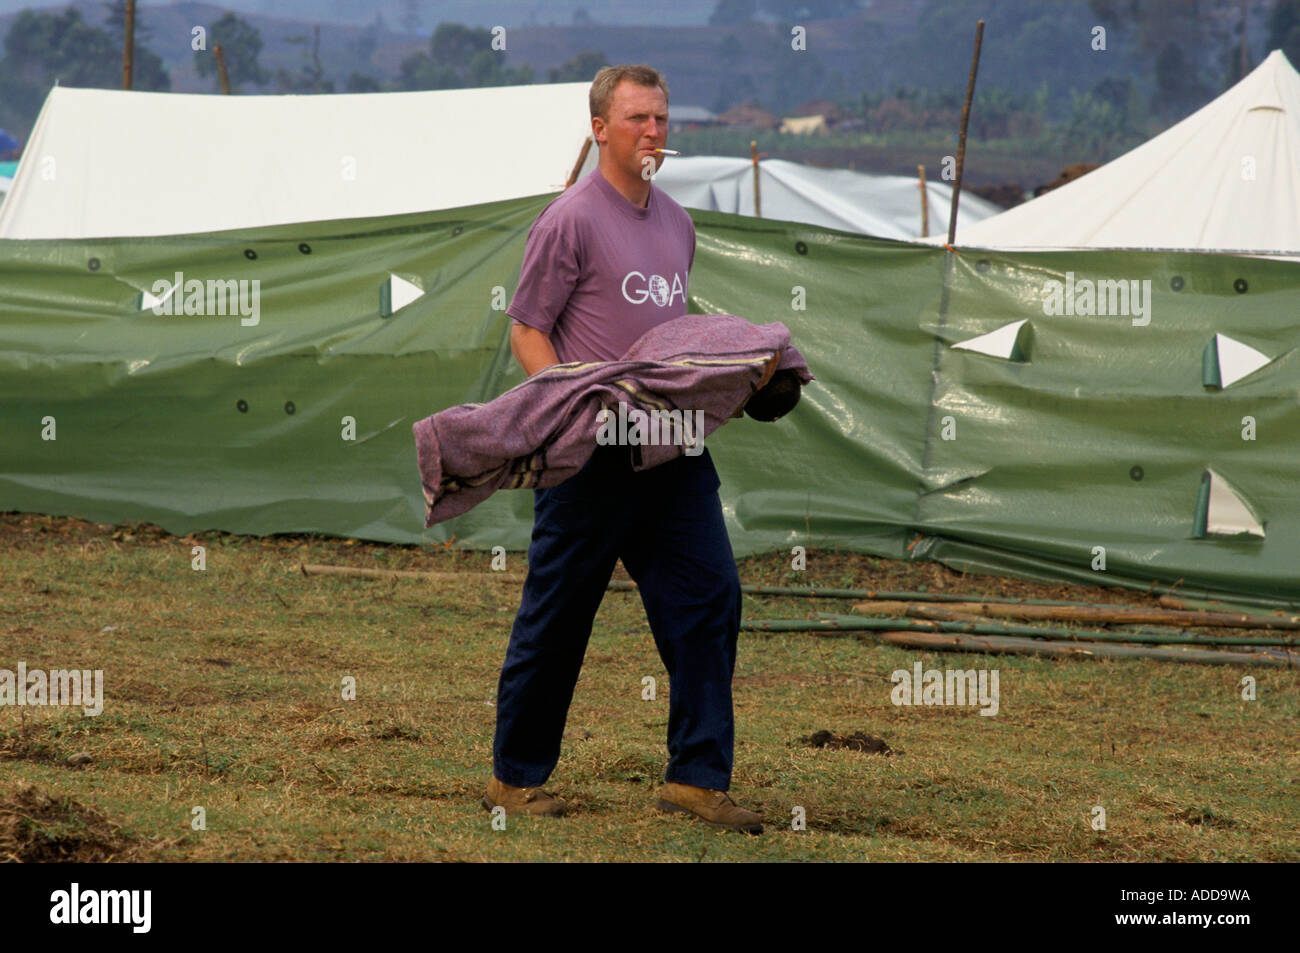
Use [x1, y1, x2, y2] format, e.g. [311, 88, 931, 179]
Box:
[917, 164, 929, 238]
[849, 599, 1300, 631]
[751, 140, 761, 217]
[802, 613, 1298, 647]
[860, 630, 1296, 668]
[743, 584, 1139, 608]
[214, 43, 232, 95]
[946, 19, 984, 246]
[742, 617, 1298, 663]
[299, 563, 526, 584]
[744, 582, 1297, 614]
[296, 562, 640, 591]
[122, 0, 136, 90]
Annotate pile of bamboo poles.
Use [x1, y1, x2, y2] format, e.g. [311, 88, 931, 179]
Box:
[740, 590, 1299, 668]
[296, 563, 1298, 667]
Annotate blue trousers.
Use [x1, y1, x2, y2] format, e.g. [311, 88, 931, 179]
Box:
[492, 442, 742, 791]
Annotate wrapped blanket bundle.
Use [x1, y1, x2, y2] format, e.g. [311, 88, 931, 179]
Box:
[412, 314, 814, 527]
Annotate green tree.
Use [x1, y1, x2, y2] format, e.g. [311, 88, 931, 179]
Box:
[431, 23, 492, 72]
[1064, 88, 1141, 158]
[464, 49, 532, 87]
[346, 72, 383, 92]
[1090, 0, 1252, 101]
[194, 12, 268, 92]
[548, 50, 607, 83]
[398, 22, 532, 91]
[1153, 40, 1209, 115]
[276, 24, 334, 93]
[0, 8, 119, 132]
[1267, 0, 1300, 69]
[397, 52, 460, 90]
[1090, 75, 1137, 115]
[101, 0, 170, 91]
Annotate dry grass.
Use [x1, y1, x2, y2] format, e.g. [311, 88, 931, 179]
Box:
[1, 511, 1297, 862]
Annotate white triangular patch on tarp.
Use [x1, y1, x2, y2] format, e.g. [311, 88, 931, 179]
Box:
[140, 282, 178, 311]
[388, 273, 424, 312]
[1215, 333, 1271, 387]
[952, 319, 1027, 359]
[1205, 468, 1265, 537]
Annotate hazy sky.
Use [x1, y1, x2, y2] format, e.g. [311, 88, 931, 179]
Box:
[0, 0, 724, 30]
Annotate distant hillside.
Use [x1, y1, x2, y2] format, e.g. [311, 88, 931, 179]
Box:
[0, 0, 1271, 153]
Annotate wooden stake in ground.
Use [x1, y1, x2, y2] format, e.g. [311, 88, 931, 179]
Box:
[918, 164, 929, 238]
[122, 0, 136, 91]
[751, 140, 762, 218]
[566, 137, 593, 188]
[214, 43, 232, 95]
[946, 19, 984, 246]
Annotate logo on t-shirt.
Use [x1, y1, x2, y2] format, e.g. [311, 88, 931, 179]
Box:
[621, 270, 686, 307]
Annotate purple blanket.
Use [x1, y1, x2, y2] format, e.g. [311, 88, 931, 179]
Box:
[412, 313, 814, 527]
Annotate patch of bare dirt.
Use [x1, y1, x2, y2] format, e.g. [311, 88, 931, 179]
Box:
[0, 782, 152, 862]
[799, 729, 899, 755]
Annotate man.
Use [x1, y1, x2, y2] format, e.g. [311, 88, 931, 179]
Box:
[483, 64, 770, 834]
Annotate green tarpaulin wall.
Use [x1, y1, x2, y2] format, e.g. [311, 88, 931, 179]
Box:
[2, 192, 1297, 605]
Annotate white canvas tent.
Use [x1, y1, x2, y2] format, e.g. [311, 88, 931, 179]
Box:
[649, 155, 1001, 240]
[923, 50, 1300, 257]
[0, 83, 598, 240]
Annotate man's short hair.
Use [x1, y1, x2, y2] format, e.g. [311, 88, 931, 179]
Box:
[744, 368, 802, 422]
[589, 65, 670, 121]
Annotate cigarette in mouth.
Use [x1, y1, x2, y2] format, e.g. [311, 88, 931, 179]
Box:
[653, 148, 682, 155]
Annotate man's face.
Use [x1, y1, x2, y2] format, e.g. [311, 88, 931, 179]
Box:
[594, 80, 668, 181]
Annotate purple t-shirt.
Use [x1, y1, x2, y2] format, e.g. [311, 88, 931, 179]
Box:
[506, 168, 696, 364]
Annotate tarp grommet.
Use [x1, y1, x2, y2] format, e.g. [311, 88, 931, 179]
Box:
[452, 225, 463, 237]
[1170, 276, 1184, 291]
[285, 401, 296, 415]
[87, 257, 100, 271]
[244, 249, 257, 260]
[298, 243, 311, 254]
[975, 258, 990, 271]
[1130, 465, 1144, 481]
[795, 241, 808, 255]
[1233, 278, 1248, 294]
[237, 399, 248, 413]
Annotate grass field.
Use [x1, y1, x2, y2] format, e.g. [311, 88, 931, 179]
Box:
[2, 512, 1297, 863]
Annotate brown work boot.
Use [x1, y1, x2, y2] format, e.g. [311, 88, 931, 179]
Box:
[481, 775, 567, 817]
[655, 782, 763, 834]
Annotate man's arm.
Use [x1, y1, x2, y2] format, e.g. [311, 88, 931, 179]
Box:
[510, 322, 561, 376]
